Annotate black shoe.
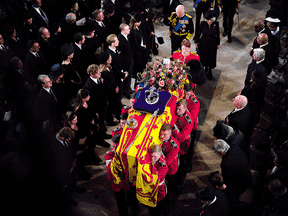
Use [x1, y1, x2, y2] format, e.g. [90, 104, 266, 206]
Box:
[74, 186, 86, 193]
[107, 121, 118, 126]
[103, 133, 112, 139]
[228, 37, 232, 43]
[186, 164, 192, 173]
[163, 205, 170, 215]
[222, 32, 227, 37]
[67, 196, 78, 206]
[98, 140, 111, 148]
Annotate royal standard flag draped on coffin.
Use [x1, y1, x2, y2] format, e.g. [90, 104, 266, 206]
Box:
[109, 87, 178, 207]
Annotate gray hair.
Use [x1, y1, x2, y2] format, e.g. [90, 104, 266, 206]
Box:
[38, 27, 47, 36]
[38, 74, 48, 85]
[214, 139, 230, 155]
[254, 48, 265, 60]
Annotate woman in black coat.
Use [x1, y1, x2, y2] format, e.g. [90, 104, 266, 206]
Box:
[194, 10, 220, 80]
[129, 14, 147, 77]
[99, 52, 122, 123]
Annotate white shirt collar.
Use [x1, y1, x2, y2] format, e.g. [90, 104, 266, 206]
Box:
[256, 58, 265, 64]
[111, 0, 115, 4]
[232, 106, 246, 113]
[121, 32, 128, 40]
[90, 76, 99, 84]
[109, 46, 116, 53]
[96, 20, 104, 27]
[208, 196, 217, 206]
[260, 43, 268, 48]
[43, 87, 51, 93]
[56, 135, 68, 146]
[75, 42, 82, 50]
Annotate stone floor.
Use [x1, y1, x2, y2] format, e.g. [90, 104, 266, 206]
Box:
[70, 0, 272, 215]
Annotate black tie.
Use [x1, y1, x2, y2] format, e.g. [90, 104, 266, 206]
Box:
[36, 52, 40, 58]
[2, 45, 6, 52]
[50, 89, 57, 102]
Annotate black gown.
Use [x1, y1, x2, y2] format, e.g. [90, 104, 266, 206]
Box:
[194, 20, 220, 68]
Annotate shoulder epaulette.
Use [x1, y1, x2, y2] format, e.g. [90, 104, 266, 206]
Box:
[113, 126, 121, 132]
[175, 50, 181, 53]
[190, 52, 198, 56]
[170, 140, 178, 148]
[123, 105, 131, 109]
[185, 114, 192, 124]
[191, 96, 198, 104]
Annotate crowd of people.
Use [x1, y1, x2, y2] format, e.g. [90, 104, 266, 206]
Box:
[0, 0, 288, 216]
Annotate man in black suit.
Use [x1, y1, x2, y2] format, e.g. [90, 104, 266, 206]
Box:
[163, 0, 180, 25]
[106, 34, 128, 99]
[93, 9, 110, 52]
[118, 23, 133, 97]
[29, 0, 49, 30]
[36, 74, 59, 123]
[38, 27, 57, 68]
[214, 139, 252, 199]
[196, 186, 230, 216]
[25, 40, 48, 85]
[0, 34, 13, 75]
[73, 32, 88, 81]
[47, 127, 85, 207]
[84, 64, 112, 142]
[225, 95, 251, 137]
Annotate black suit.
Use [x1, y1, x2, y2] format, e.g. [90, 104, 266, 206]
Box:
[72, 43, 88, 81]
[226, 104, 251, 136]
[84, 77, 108, 135]
[25, 50, 48, 84]
[93, 20, 110, 50]
[221, 145, 252, 197]
[0, 44, 13, 74]
[200, 189, 230, 216]
[130, 28, 146, 75]
[118, 33, 133, 94]
[29, 5, 49, 30]
[38, 37, 57, 68]
[36, 87, 59, 123]
[106, 47, 126, 87]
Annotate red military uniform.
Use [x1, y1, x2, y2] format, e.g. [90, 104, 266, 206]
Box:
[172, 111, 194, 155]
[172, 50, 200, 64]
[121, 105, 132, 115]
[186, 93, 200, 131]
[153, 155, 169, 202]
[112, 126, 123, 136]
[162, 136, 180, 176]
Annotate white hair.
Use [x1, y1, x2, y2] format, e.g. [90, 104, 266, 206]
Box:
[253, 48, 265, 60]
[214, 139, 230, 155]
[176, 5, 185, 13]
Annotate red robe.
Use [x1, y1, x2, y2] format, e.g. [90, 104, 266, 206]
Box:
[186, 93, 200, 131]
[153, 155, 168, 202]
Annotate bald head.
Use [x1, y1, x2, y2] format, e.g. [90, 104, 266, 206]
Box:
[176, 5, 185, 18]
[257, 33, 268, 45]
[253, 20, 264, 33]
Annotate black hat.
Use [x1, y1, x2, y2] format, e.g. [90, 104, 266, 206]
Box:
[186, 59, 207, 85]
[61, 43, 74, 59]
[204, 10, 216, 20]
[105, 4, 115, 14]
[49, 63, 65, 79]
[84, 20, 95, 34]
[23, 12, 32, 21]
[134, 13, 142, 22]
[134, 2, 145, 13]
[99, 52, 110, 64]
